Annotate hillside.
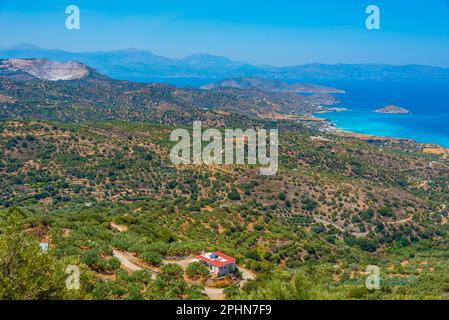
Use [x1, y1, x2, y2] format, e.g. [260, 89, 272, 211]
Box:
[1, 58, 449, 300]
[0, 59, 339, 123]
[1, 120, 449, 299]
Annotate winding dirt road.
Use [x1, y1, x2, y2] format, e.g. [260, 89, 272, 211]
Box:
[112, 251, 256, 300]
[112, 249, 157, 279]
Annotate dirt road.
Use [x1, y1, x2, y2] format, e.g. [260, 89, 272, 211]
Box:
[113, 249, 157, 279]
[314, 217, 369, 237]
[113, 250, 142, 272]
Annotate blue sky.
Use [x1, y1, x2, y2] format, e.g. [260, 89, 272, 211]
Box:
[0, 0, 448, 66]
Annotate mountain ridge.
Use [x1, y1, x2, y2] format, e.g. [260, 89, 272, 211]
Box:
[1, 44, 448, 81]
[201, 77, 345, 93]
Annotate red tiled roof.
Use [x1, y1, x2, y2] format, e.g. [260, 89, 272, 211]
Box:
[196, 251, 236, 267]
[214, 251, 236, 262]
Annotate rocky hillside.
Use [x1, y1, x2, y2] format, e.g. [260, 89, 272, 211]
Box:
[0, 58, 92, 81]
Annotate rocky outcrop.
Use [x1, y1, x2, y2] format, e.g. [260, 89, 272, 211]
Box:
[1, 58, 89, 81]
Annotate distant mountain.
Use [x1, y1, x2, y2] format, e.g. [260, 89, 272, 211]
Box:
[181, 53, 245, 69]
[201, 77, 345, 93]
[258, 63, 449, 80]
[0, 45, 257, 80]
[0, 44, 448, 81]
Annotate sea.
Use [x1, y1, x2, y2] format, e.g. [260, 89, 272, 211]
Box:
[133, 77, 449, 148]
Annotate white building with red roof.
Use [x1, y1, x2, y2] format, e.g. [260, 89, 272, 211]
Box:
[196, 251, 237, 277]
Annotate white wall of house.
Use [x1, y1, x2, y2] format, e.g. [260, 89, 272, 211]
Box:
[219, 262, 236, 276]
[203, 262, 236, 276]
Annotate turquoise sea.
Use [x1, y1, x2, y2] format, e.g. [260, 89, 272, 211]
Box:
[136, 77, 449, 148]
[310, 79, 449, 148]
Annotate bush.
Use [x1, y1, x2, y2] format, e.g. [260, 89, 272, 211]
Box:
[228, 191, 241, 201]
[302, 198, 318, 212]
[186, 262, 210, 279]
[360, 209, 374, 220]
[141, 251, 162, 266]
[348, 287, 371, 299]
[378, 206, 394, 218]
[161, 263, 184, 277]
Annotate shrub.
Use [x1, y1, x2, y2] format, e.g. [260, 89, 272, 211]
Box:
[378, 207, 394, 218]
[186, 262, 210, 279]
[141, 251, 162, 266]
[228, 191, 241, 201]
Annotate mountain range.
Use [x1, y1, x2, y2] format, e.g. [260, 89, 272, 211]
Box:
[1, 44, 449, 82]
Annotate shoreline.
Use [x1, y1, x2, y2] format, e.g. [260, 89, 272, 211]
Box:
[312, 112, 449, 155]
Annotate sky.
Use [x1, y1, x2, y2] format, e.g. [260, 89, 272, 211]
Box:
[0, 0, 448, 67]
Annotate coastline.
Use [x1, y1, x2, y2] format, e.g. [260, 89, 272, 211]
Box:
[312, 112, 449, 156]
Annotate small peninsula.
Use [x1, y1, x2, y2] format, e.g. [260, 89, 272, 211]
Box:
[201, 77, 345, 94]
[375, 105, 410, 114]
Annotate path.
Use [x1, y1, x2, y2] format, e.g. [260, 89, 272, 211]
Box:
[113, 250, 142, 272]
[112, 249, 157, 279]
[314, 217, 369, 237]
[203, 287, 226, 300]
[238, 266, 256, 288]
[387, 215, 413, 225]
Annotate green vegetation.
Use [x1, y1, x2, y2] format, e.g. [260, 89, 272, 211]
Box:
[0, 208, 91, 300]
[186, 262, 210, 280]
[0, 120, 448, 300]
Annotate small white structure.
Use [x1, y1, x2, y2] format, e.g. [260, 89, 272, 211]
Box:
[196, 252, 236, 277]
[39, 242, 49, 252]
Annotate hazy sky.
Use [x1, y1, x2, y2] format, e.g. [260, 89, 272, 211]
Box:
[0, 0, 448, 66]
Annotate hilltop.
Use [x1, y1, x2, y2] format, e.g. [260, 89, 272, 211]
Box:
[0, 58, 106, 81]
